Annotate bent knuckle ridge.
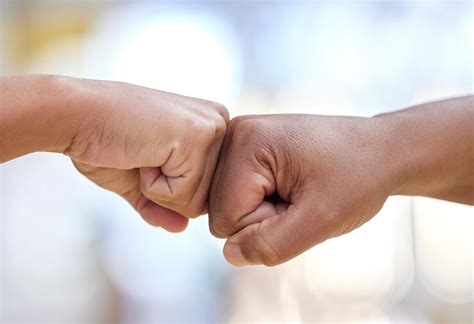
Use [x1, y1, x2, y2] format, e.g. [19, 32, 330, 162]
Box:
[253, 226, 282, 267]
[185, 205, 205, 219]
[214, 118, 227, 139]
[227, 116, 247, 132]
[209, 214, 233, 238]
[139, 180, 154, 195]
[232, 117, 266, 142]
[194, 119, 218, 143]
[164, 189, 193, 206]
[212, 101, 229, 117]
[140, 182, 175, 204]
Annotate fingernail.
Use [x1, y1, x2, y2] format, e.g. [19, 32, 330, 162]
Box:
[224, 244, 252, 266]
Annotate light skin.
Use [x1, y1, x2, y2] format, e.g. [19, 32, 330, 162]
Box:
[1, 75, 472, 267]
[208, 96, 473, 266]
[0, 75, 229, 232]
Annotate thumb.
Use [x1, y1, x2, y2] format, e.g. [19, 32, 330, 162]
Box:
[223, 196, 329, 266]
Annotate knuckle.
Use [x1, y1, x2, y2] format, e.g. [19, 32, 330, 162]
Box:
[208, 213, 233, 238]
[203, 122, 218, 143]
[191, 118, 218, 144]
[196, 99, 229, 123]
[202, 100, 229, 122]
[171, 195, 192, 206]
[227, 117, 271, 160]
[253, 225, 282, 267]
[183, 202, 206, 219]
[230, 116, 264, 141]
[212, 102, 230, 121]
[178, 208, 200, 219]
[214, 116, 227, 139]
[186, 212, 201, 219]
[167, 187, 194, 205]
[193, 117, 227, 146]
[139, 179, 154, 196]
[229, 115, 250, 129]
[140, 180, 190, 206]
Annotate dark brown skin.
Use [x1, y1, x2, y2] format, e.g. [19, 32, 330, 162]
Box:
[0, 75, 229, 232]
[208, 96, 473, 266]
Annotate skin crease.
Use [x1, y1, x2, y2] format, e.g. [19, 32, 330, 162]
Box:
[208, 96, 473, 266]
[0, 75, 229, 232]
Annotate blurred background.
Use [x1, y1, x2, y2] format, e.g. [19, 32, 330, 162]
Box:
[0, 0, 472, 323]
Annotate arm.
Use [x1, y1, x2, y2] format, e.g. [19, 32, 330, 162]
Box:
[1, 75, 229, 231]
[377, 96, 474, 204]
[209, 96, 473, 266]
[0, 75, 82, 162]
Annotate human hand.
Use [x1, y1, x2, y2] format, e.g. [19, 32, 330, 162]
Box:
[2, 76, 470, 240]
[65, 78, 228, 232]
[208, 114, 396, 266]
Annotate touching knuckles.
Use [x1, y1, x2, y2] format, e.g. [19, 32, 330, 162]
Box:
[138, 110, 391, 265]
[140, 110, 380, 266]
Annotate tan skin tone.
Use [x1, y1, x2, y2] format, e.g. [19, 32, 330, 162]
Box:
[208, 96, 473, 266]
[1, 75, 472, 266]
[0, 75, 229, 232]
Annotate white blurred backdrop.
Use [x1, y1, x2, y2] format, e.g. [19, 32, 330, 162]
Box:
[1, 1, 472, 323]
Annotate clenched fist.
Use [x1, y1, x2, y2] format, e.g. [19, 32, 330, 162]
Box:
[0, 75, 228, 232]
[209, 115, 392, 266]
[209, 96, 473, 266]
[67, 78, 229, 231]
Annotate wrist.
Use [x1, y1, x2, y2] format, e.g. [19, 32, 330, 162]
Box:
[0, 75, 90, 162]
[37, 76, 114, 159]
[40, 75, 89, 154]
[373, 109, 454, 196]
[52, 76, 108, 159]
[368, 114, 418, 198]
[369, 97, 473, 204]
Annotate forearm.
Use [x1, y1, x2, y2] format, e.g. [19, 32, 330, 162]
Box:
[0, 75, 84, 162]
[376, 96, 474, 204]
